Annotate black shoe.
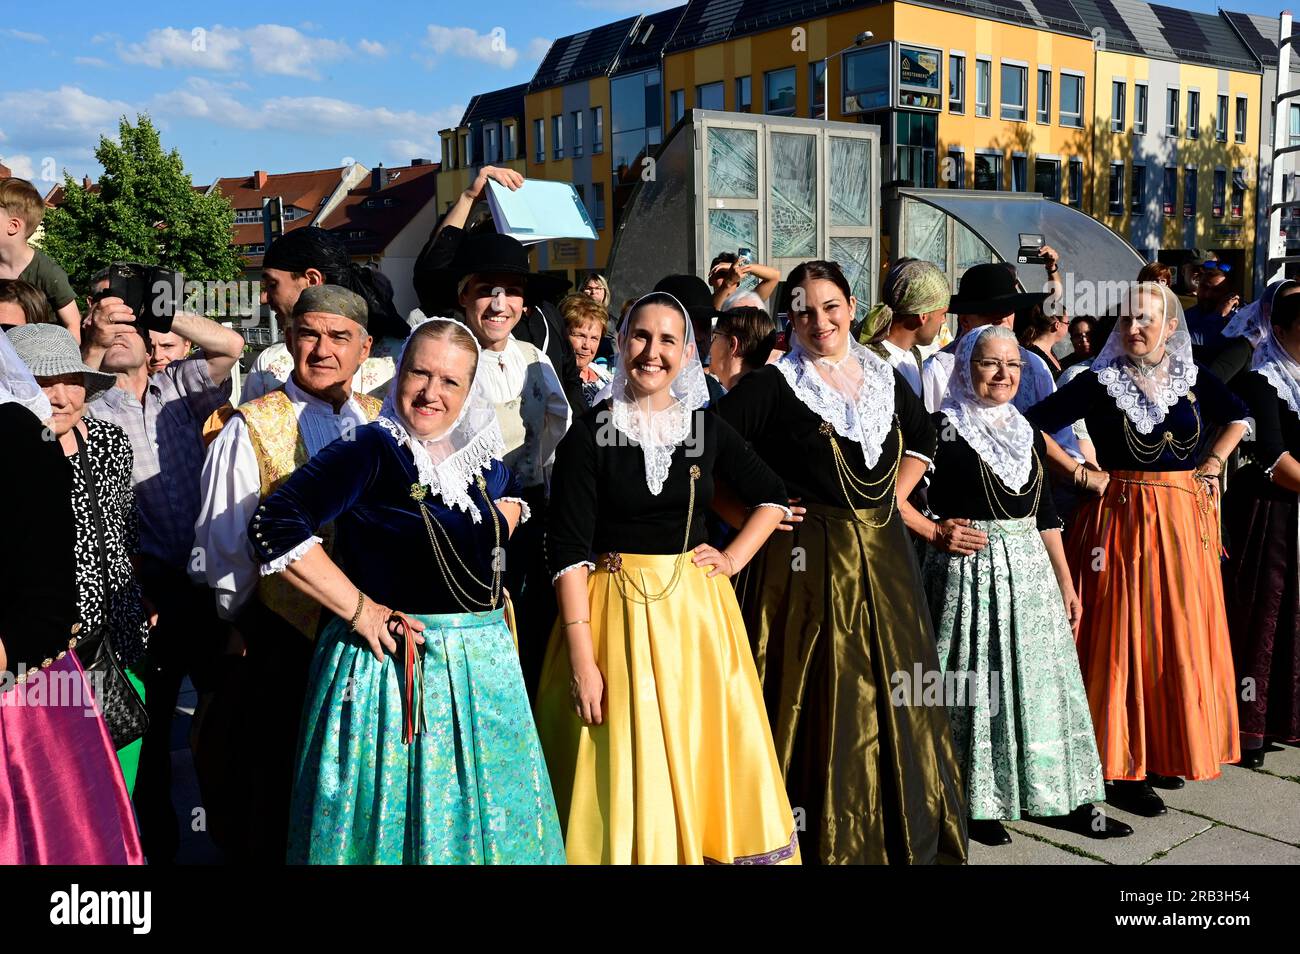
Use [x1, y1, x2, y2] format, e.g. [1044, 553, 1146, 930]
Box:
[969, 819, 1013, 846]
[1147, 773, 1185, 790]
[1056, 804, 1134, 839]
[1105, 779, 1167, 817]
[1238, 749, 1266, 769]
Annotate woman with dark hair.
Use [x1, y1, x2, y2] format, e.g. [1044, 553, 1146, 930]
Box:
[1223, 287, 1300, 767]
[252, 317, 564, 864]
[1027, 282, 1251, 817]
[1210, 279, 1299, 385]
[0, 278, 57, 329]
[1063, 315, 1099, 369]
[1018, 305, 1069, 380]
[536, 292, 798, 864]
[717, 260, 967, 865]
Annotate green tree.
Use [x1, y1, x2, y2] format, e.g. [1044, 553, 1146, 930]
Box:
[41, 114, 243, 297]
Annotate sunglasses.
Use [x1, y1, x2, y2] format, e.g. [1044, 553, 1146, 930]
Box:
[1200, 262, 1232, 273]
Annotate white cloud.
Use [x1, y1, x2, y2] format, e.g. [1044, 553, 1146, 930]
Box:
[0, 155, 37, 179]
[2, 29, 47, 44]
[423, 24, 520, 69]
[359, 39, 387, 57]
[0, 85, 133, 151]
[526, 37, 552, 62]
[74, 56, 110, 67]
[116, 24, 351, 79]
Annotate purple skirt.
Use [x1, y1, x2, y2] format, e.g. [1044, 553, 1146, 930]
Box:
[1223, 473, 1300, 745]
[0, 652, 144, 864]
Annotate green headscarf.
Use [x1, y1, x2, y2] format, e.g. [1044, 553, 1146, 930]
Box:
[858, 258, 951, 344]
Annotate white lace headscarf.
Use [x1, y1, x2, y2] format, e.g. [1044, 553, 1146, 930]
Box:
[377, 316, 506, 522]
[940, 325, 1035, 491]
[1251, 286, 1300, 421]
[777, 303, 896, 468]
[0, 328, 52, 423]
[593, 291, 710, 496]
[1092, 281, 1197, 434]
[1223, 279, 1297, 347]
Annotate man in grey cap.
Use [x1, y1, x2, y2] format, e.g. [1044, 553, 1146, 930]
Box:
[192, 284, 383, 863]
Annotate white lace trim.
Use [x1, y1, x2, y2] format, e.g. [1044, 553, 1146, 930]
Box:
[258, 536, 323, 576]
[776, 342, 896, 468]
[609, 398, 695, 497]
[1093, 328, 1198, 435]
[551, 560, 595, 584]
[496, 496, 532, 525]
[376, 416, 506, 523]
[1266, 452, 1289, 478]
[753, 502, 794, 521]
[1257, 361, 1300, 424]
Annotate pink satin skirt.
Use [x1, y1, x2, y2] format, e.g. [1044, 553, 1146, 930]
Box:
[1, 652, 144, 864]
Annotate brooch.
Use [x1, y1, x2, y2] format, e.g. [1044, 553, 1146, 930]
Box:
[819, 421, 834, 437]
[476, 474, 488, 491]
[601, 552, 623, 573]
[689, 464, 701, 480]
[410, 483, 427, 502]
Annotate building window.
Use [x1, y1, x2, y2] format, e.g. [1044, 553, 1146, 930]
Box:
[485, 125, 500, 164]
[949, 54, 965, 114]
[610, 68, 663, 175]
[1186, 90, 1199, 140]
[1231, 169, 1245, 218]
[1068, 158, 1083, 208]
[534, 118, 544, 162]
[1108, 163, 1125, 215]
[1034, 158, 1060, 200]
[504, 123, 517, 161]
[1163, 167, 1178, 215]
[843, 46, 890, 113]
[234, 208, 263, 224]
[1166, 88, 1179, 137]
[1184, 167, 1197, 217]
[975, 58, 991, 117]
[1010, 154, 1027, 191]
[974, 152, 1002, 191]
[1001, 64, 1027, 121]
[1291, 105, 1299, 146]
[764, 67, 796, 116]
[1131, 164, 1145, 215]
[572, 110, 584, 158]
[808, 62, 826, 119]
[1216, 95, 1228, 142]
[895, 111, 938, 188]
[1037, 68, 1050, 123]
[697, 81, 724, 111]
[1111, 81, 1125, 133]
[670, 89, 685, 125]
[947, 149, 965, 187]
[1212, 169, 1226, 217]
[1236, 96, 1248, 143]
[735, 75, 752, 112]
[552, 115, 564, 159]
[593, 182, 606, 230]
[591, 106, 604, 155]
[1134, 83, 1147, 134]
[1059, 73, 1083, 128]
[460, 132, 470, 168]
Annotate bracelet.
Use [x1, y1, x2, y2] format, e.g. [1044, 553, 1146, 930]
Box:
[349, 590, 366, 631]
[1072, 462, 1086, 488]
[1045, 265, 1059, 275]
[1202, 451, 1225, 471]
[561, 619, 590, 629]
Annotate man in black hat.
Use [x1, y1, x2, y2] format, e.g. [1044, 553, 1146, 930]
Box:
[412, 166, 584, 412]
[653, 274, 727, 404]
[921, 261, 1083, 478]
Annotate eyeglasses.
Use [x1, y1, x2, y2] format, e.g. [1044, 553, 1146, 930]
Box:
[972, 359, 1025, 373]
[1201, 262, 1232, 274]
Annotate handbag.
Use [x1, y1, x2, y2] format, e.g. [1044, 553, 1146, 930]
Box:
[72, 426, 150, 750]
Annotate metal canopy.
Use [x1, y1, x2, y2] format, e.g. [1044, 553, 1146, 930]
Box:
[894, 188, 1148, 315]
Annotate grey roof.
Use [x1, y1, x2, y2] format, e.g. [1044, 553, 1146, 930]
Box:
[613, 5, 688, 75]
[1070, 0, 1259, 70]
[529, 16, 640, 91]
[1223, 10, 1300, 74]
[460, 84, 527, 127]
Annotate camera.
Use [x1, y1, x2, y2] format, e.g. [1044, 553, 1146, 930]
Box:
[106, 262, 183, 333]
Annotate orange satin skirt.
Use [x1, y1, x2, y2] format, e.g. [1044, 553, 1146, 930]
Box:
[1066, 470, 1239, 781]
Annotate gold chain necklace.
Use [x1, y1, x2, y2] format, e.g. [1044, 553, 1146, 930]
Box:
[977, 450, 1044, 521]
[607, 464, 700, 605]
[822, 420, 903, 529]
[1121, 401, 1201, 463]
[410, 475, 502, 612]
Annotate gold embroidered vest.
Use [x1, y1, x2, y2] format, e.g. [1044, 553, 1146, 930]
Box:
[239, 388, 382, 639]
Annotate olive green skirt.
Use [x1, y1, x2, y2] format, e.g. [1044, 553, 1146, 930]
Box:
[734, 501, 968, 865]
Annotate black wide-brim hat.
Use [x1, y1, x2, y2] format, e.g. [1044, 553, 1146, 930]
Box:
[653, 274, 722, 328]
[948, 262, 1048, 315]
[434, 231, 572, 309]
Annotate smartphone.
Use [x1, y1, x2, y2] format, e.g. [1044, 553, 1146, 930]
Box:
[1016, 233, 1047, 266]
[737, 247, 752, 265]
[106, 262, 181, 332]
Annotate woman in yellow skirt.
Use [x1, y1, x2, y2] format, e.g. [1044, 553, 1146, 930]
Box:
[535, 291, 799, 864]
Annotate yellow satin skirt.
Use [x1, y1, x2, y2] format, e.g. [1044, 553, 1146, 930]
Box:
[534, 552, 800, 865]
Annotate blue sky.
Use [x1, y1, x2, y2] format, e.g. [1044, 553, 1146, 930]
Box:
[0, 0, 1287, 190]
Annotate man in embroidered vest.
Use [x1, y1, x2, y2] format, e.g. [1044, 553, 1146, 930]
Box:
[191, 284, 380, 862]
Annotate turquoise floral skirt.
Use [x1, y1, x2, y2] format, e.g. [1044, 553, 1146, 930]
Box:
[922, 517, 1105, 820]
[287, 608, 566, 864]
